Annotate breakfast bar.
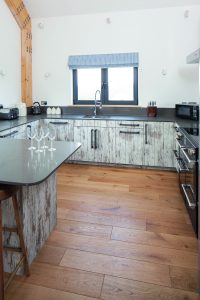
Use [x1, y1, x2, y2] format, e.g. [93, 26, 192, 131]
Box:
[0, 139, 80, 274]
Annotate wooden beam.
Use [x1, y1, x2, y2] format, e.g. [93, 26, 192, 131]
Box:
[4, 0, 32, 106]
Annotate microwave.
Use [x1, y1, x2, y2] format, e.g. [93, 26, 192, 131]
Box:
[175, 104, 199, 121]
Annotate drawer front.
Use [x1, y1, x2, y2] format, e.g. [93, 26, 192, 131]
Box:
[116, 121, 144, 128]
[74, 120, 95, 127]
[94, 120, 116, 128]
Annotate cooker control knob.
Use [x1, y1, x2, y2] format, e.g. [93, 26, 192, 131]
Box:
[188, 149, 196, 156]
[176, 133, 182, 139]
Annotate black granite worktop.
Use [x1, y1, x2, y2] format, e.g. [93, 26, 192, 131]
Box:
[0, 139, 80, 185]
[0, 113, 198, 133]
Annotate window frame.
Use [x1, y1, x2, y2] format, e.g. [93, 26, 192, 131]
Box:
[73, 67, 138, 105]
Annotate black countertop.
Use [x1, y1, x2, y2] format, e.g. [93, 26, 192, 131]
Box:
[0, 139, 80, 186]
[0, 114, 198, 132]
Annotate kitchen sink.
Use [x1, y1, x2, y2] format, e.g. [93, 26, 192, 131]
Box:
[84, 115, 115, 119]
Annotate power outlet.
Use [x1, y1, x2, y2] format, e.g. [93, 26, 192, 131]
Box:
[41, 101, 47, 105]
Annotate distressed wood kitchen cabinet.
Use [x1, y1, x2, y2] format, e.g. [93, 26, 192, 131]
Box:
[44, 119, 74, 142]
[93, 121, 116, 163]
[115, 122, 144, 165]
[71, 120, 116, 163]
[144, 122, 164, 167]
[163, 122, 176, 168]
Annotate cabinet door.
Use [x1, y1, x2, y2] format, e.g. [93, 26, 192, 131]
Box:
[94, 127, 116, 163]
[144, 122, 164, 167]
[44, 119, 74, 142]
[163, 122, 176, 168]
[11, 125, 27, 139]
[116, 127, 144, 165]
[72, 126, 95, 162]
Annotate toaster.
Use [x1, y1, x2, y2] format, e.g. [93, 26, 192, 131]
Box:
[0, 108, 19, 120]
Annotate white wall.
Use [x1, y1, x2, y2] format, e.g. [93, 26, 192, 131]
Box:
[32, 6, 200, 107]
[0, 1, 21, 107]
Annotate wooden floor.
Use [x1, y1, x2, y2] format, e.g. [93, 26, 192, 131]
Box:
[6, 164, 198, 300]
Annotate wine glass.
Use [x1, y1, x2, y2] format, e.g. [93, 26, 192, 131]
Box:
[26, 126, 36, 150]
[41, 125, 49, 149]
[35, 128, 44, 153]
[48, 125, 56, 152]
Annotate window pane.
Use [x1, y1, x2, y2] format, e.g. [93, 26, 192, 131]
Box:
[108, 67, 133, 101]
[78, 69, 101, 101]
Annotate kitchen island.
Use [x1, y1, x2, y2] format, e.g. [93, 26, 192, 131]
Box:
[0, 139, 80, 274]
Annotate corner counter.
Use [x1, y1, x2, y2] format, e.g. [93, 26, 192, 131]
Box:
[1, 139, 80, 273]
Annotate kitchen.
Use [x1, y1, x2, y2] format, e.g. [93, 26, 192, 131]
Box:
[0, 0, 200, 299]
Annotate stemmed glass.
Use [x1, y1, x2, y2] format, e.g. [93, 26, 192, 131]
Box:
[35, 128, 44, 153]
[26, 126, 36, 150]
[41, 125, 49, 149]
[48, 125, 56, 151]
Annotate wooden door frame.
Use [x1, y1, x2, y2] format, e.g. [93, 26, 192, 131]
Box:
[5, 0, 32, 106]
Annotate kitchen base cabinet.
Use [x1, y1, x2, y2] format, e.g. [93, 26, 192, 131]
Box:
[144, 122, 164, 167]
[44, 119, 74, 142]
[163, 122, 176, 168]
[115, 127, 144, 165]
[94, 127, 116, 163]
[72, 126, 95, 162]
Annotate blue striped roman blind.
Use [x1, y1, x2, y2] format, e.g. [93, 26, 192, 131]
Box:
[68, 53, 139, 69]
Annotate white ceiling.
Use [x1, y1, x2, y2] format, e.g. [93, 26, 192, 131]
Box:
[23, 0, 200, 18]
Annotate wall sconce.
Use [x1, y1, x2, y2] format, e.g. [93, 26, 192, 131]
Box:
[38, 22, 44, 29]
[44, 72, 51, 78]
[0, 70, 6, 77]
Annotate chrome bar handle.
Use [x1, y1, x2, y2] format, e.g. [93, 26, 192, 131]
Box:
[94, 129, 98, 149]
[181, 148, 196, 164]
[145, 124, 148, 144]
[181, 184, 196, 209]
[49, 121, 69, 125]
[91, 129, 94, 149]
[176, 138, 185, 149]
[119, 123, 140, 127]
[119, 131, 140, 134]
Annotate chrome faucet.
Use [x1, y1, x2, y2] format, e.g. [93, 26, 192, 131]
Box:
[94, 90, 102, 116]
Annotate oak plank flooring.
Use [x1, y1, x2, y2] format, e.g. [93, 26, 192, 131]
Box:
[47, 231, 197, 269]
[101, 275, 199, 300]
[56, 219, 112, 239]
[57, 207, 146, 230]
[35, 245, 66, 265]
[60, 248, 171, 287]
[15, 262, 104, 298]
[170, 266, 198, 292]
[6, 282, 99, 300]
[111, 226, 198, 252]
[5, 164, 198, 299]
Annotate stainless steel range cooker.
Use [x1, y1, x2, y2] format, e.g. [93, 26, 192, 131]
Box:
[174, 125, 199, 236]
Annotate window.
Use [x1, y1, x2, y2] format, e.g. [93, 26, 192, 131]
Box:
[69, 52, 139, 105]
[73, 67, 138, 105]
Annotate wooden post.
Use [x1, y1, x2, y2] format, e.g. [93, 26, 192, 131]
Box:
[4, 0, 32, 107]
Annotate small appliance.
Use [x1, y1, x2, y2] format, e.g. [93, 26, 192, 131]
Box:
[175, 103, 199, 121]
[0, 108, 19, 120]
[32, 102, 41, 115]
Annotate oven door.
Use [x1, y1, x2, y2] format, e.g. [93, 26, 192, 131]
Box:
[179, 147, 198, 235]
[173, 149, 186, 187]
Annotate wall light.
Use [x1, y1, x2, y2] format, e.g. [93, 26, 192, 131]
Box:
[0, 70, 6, 77]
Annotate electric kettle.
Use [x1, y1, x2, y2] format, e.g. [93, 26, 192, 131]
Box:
[32, 102, 41, 115]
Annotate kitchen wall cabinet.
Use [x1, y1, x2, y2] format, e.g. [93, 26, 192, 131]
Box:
[115, 123, 144, 165]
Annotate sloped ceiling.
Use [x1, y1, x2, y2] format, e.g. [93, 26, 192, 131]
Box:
[23, 0, 200, 18]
